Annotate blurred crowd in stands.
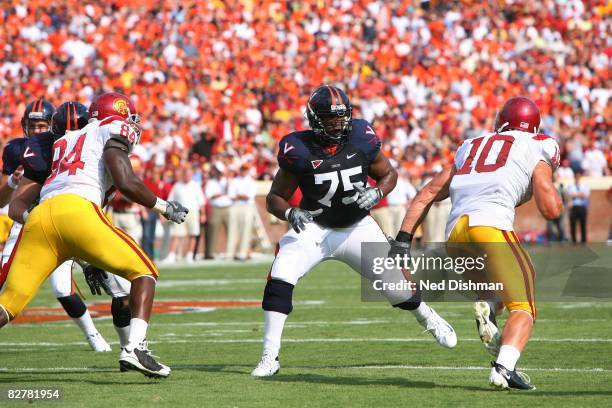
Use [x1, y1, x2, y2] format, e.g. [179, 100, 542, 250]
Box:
[0, 0, 609, 257]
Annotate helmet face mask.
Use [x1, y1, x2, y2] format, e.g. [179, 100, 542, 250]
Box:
[307, 85, 352, 146]
[26, 119, 51, 136]
[21, 98, 55, 137]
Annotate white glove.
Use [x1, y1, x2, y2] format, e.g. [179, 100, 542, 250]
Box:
[285, 208, 313, 233]
[355, 184, 383, 210]
[164, 201, 189, 223]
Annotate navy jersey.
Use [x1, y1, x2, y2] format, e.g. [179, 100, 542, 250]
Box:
[2, 138, 26, 175]
[22, 131, 55, 185]
[278, 119, 381, 228]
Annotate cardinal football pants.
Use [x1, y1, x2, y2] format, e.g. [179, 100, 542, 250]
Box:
[447, 215, 536, 319]
[0, 194, 158, 319]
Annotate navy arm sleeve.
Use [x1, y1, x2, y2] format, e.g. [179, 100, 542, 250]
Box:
[2, 139, 24, 175]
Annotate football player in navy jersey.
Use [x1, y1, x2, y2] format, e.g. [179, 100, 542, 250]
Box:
[0, 99, 112, 352]
[0, 98, 56, 207]
[10, 101, 134, 350]
[251, 85, 457, 377]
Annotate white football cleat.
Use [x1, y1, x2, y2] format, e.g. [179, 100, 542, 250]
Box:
[251, 350, 280, 377]
[419, 307, 457, 348]
[86, 332, 112, 352]
[119, 341, 171, 378]
[474, 301, 501, 356]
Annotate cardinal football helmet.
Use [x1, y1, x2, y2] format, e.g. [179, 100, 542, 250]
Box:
[89, 91, 142, 150]
[495, 97, 541, 134]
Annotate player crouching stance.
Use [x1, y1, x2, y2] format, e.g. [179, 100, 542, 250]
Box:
[390, 97, 562, 390]
[252, 85, 456, 377]
[0, 92, 189, 378]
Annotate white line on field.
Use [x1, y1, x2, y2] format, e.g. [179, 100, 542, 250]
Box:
[347, 365, 612, 373]
[155, 279, 262, 288]
[0, 365, 609, 374]
[1, 337, 611, 348]
[13, 316, 611, 330]
[158, 257, 274, 269]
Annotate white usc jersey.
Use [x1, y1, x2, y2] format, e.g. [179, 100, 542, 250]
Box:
[446, 130, 559, 237]
[40, 117, 138, 206]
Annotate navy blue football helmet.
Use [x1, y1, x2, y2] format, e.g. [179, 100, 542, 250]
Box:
[306, 85, 352, 146]
[21, 98, 55, 137]
[52, 101, 89, 138]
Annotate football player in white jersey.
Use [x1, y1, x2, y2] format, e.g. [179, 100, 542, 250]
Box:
[389, 97, 562, 390]
[9, 101, 134, 350]
[0, 98, 111, 352]
[0, 92, 189, 378]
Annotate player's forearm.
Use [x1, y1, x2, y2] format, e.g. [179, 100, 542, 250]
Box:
[7, 177, 41, 223]
[0, 185, 13, 208]
[115, 179, 157, 209]
[373, 168, 398, 197]
[8, 197, 28, 223]
[399, 189, 437, 235]
[266, 192, 291, 220]
[398, 166, 454, 235]
[0, 175, 15, 207]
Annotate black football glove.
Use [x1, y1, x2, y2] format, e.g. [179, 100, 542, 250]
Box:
[387, 231, 413, 270]
[286, 208, 313, 233]
[355, 184, 383, 210]
[164, 201, 189, 223]
[83, 264, 110, 296]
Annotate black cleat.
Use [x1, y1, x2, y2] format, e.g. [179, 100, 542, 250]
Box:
[119, 342, 171, 378]
[489, 362, 535, 390]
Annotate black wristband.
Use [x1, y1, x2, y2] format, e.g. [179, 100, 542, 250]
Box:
[395, 230, 413, 243]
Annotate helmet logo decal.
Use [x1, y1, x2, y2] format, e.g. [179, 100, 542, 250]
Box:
[113, 99, 129, 115]
[330, 104, 346, 112]
[283, 142, 295, 154]
[520, 121, 528, 128]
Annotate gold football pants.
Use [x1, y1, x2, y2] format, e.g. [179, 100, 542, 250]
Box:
[0, 194, 158, 319]
[447, 215, 536, 319]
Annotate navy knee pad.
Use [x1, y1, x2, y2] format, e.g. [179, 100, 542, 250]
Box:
[262, 279, 294, 315]
[57, 294, 87, 318]
[392, 293, 422, 311]
[111, 296, 131, 328]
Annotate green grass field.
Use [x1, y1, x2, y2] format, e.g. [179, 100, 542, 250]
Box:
[1, 260, 611, 407]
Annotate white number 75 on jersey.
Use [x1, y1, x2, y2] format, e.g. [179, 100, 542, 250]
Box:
[314, 166, 363, 207]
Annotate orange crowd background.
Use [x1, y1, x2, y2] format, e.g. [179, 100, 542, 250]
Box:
[0, 0, 609, 180]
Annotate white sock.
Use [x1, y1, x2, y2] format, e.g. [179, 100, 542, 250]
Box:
[115, 325, 131, 348]
[72, 310, 98, 337]
[263, 311, 287, 357]
[410, 301, 433, 322]
[127, 318, 148, 349]
[496, 345, 521, 371]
